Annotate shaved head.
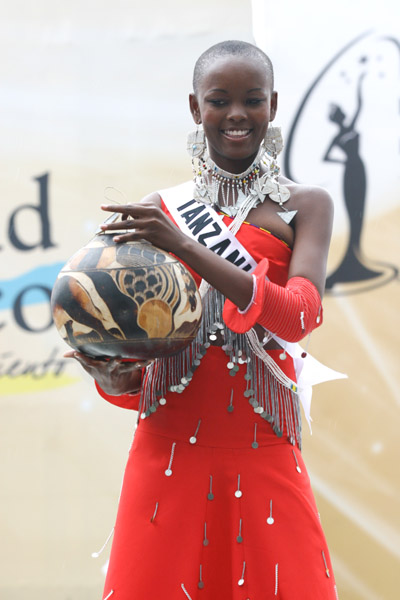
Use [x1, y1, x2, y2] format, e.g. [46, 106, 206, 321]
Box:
[193, 40, 274, 94]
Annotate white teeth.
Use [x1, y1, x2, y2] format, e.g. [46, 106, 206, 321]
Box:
[224, 130, 250, 137]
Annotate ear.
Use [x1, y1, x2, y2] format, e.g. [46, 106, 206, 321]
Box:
[269, 91, 278, 122]
[189, 93, 202, 124]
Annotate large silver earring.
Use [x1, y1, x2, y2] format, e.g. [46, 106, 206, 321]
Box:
[263, 126, 296, 224]
[187, 126, 206, 158]
[263, 126, 284, 157]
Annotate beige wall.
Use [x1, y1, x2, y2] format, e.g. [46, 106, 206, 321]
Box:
[1, 2, 399, 598]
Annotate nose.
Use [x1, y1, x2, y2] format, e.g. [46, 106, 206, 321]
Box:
[226, 102, 247, 122]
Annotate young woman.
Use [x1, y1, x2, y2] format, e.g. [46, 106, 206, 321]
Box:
[67, 40, 338, 599]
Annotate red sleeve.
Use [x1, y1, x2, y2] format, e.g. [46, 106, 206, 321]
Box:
[94, 381, 142, 411]
[222, 258, 323, 342]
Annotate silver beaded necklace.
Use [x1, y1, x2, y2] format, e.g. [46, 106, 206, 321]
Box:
[188, 128, 295, 234]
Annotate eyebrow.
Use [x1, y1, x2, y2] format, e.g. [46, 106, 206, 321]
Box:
[207, 87, 265, 94]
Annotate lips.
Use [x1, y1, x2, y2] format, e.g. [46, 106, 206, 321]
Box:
[221, 129, 252, 139]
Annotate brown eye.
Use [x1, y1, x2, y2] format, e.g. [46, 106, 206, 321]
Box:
[246, 98, 264, 105]
[208, 100, 227, 106]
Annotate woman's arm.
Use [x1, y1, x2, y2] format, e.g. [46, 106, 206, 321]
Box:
[223, 186, 333, 340]
[64, 351, 150, 396]
[101, 194, 255, 310]
[101, 186, 333, 341]
[287, 186, 333, 296]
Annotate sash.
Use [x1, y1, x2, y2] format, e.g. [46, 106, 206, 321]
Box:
[159, 181, 257, 273]
[159, 181, 347, 430]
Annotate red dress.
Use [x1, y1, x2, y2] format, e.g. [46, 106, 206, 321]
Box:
[98, 207, 338, 600]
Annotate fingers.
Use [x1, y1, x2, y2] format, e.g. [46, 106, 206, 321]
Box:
[101, 203, 151, 215]
[100, 218, 136, 232]
[64, 350, 152, 370]
[64, 350, 107, 368]
[112, 232, 141, 243]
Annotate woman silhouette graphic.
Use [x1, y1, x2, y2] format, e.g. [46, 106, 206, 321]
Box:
[323, 72, 381, 288]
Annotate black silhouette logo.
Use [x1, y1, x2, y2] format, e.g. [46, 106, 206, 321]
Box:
[284, 31, 399, 295]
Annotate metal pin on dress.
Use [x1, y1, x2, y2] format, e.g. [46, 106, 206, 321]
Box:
[181, 583, 193, 599]
[207, 475, 214, 500]
[274, 563, 279, 596]
[322, 550, 330, 577]
[198, 564, 204, 589]
[235, 474, 243, 498]
[203, 522, 209, 546]
[267, 499, 274, 525]
[165, 442, 176, 476]
[238, 561, 246, 586]
[252, 422, 259, 449]
[292, 448, 302, 473]
[190, 419, 201, 444]
[150, 501, 159, 523]
[236, 518, 243, 543]
[227, 389, 234, 412]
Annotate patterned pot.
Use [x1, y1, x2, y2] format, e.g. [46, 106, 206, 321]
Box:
[51, 234, 202, 359]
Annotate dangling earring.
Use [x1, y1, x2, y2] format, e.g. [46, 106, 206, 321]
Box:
[262, 126, 297, 225]
[187, 125, 206, 158]
[263, 126, 284, 157]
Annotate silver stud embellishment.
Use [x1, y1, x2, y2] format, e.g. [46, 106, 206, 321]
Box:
[227, 389, 234, 412]
[181, 583, 193, 600]
[267, 499, 274, 525]
[292, 449, 302, 473]
[237, 518, 243, 543]
[189, 419, 201, 444]
[207, 475, 214, 500]
[203, 522, 209, 546]
[252, 423, 259, 449]
[322, 550, 330, 578]
[235, 474, 242, 498]
[150, 502, 159, 523]
[238, 561, 246, 586]
[165, 442, 176, 476]
[198, 564, 204, 590]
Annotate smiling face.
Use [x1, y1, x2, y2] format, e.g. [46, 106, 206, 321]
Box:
[189, 55, 277, 173]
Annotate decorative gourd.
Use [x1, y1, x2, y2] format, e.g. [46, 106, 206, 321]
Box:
[51, 234, 202, 359]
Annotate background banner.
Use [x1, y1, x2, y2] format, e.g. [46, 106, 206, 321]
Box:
[1, 1, 399, 598]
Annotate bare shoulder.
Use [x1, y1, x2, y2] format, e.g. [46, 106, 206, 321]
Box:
[281, 179, 334, 226]
[288, 181, 333, 211]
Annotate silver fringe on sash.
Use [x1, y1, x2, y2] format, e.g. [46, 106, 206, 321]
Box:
[138, 287, 302, 448]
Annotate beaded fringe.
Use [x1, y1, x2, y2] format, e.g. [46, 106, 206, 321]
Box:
[138, 287, 302, 449]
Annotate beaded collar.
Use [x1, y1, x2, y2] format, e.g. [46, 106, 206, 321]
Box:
[191, 140, 294, 233]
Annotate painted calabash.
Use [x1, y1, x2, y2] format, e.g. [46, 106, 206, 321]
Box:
[51, 235, 202, 359]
